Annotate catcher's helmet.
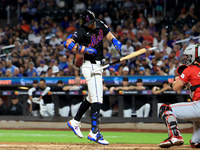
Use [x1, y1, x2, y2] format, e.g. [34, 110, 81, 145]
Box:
[79, 10, 95, 26]
[184, 44, 200, 65]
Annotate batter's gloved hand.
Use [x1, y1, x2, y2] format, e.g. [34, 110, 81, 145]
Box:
[112, 38, 122, 51]
[176, 65, 187, 75]
[83, 46, 97, 56]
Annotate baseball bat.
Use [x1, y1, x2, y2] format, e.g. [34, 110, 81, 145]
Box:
[92, 48, 146, 73]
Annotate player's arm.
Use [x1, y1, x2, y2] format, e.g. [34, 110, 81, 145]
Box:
[63, 34, 97, 56]
[133, 86, 146, 90]
[39, 86, 51, 100]
[173, 76, 185, 91]
[63, 86, 71, 91]
[28, 87, 36, 100]
[109, 87, 115, 94]
[128, 86, 136, 90]
[103, 86, 108, 91]
[106, 31, 122, 51]
[153, 86, 172, 94]
[119, 86, 129, 90]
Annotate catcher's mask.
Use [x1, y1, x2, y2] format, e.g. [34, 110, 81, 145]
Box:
[183, 44, 200, 65]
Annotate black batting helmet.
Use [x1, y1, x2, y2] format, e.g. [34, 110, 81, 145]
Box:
[79, 10, 95, 26]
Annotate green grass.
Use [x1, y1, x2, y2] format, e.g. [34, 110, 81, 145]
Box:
[0, 130, 192, 145]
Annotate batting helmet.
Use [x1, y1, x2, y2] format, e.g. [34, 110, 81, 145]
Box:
[79, 10, 95, 26]
[184, 44, 200, 65]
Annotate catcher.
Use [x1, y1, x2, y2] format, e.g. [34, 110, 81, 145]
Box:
[159, 44, 200, 148]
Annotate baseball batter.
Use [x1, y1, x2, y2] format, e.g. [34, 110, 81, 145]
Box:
[159, 44, 200, 148]
[63, 10, 122, 145]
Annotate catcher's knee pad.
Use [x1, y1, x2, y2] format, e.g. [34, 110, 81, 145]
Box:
[159, 103, 172, 117]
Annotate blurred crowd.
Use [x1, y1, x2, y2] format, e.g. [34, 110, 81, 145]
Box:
[0, 0, 199, 78]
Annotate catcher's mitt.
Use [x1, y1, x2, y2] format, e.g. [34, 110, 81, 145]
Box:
[176, 65, 187, 75]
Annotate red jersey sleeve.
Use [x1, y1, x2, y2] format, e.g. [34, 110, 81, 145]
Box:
[179, 67, 190, 83]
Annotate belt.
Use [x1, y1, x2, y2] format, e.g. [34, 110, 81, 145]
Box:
[84, 60, 101, 64]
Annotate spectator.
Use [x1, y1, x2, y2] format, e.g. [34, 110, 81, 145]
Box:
[121, 40, 134, 57]
[21, 19, 30, 33]
[162, 40, 172, 55]
[187, 4, 198, 20]
[27, 62, 38, 77]
[37, 60, 48, 76]
[5, 69, 12, 77]
[49, 34, 61, 49]
[109, 67, 116, 76]
[7, 96, 23, 116]
[59, 44, 66, 56]
[174, 56, 182, 68]
[74, 0, 86, 13]
[109, 57, 120, 71]
[32, 31, 42, 44]
[59, 55, 68, 70]
[177, 8, 187, 20]
[141, 58, 151, 70]
[46, 67, 52, 77]
[19, 65, 28, 77]
[6, 60, 16, 74]
[138, 66, 145, 75]
[0, 97, 6, 115]
[104, 12, 112, 27]
[12, 67, 23, 77]
[12, 54, 20, 68]
[0, 62, 6, 77]
[52, 66, 60, 77]
[103, 47, 111, 59]
[61, 16, 70, 30]
[122, 66, 129, 76]
[168, 60, 176, 75]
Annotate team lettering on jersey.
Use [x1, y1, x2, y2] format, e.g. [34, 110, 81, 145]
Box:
[88, 30, 103, 47]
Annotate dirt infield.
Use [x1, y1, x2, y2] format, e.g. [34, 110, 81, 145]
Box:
[0, 124, 195, 150]
[0, 142, 197, 150]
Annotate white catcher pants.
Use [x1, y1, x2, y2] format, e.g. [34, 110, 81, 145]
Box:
[82, 60, 103, 104]
[170, 100, 200, 143]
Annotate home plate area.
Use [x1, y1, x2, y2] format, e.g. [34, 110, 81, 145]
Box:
[0, 143, 193, 150]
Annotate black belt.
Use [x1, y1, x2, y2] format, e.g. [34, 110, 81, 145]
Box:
[84, 60, 96, 64]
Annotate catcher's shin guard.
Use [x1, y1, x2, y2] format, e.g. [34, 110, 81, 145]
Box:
[160, 104, 181, 137]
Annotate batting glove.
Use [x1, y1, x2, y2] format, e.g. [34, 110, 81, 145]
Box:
[112, 38, 122, 51]
[79, 46, 97, 56]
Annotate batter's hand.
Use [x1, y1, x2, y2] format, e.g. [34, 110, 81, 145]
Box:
[84, 47, 97, 56]
[112, 38, 122, 51]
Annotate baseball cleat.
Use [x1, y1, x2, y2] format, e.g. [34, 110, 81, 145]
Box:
[159, 136, 184, 148]
[88, 130, 109, 145]
[190, 140, 200, 148]
[67, 119, 83, 138]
